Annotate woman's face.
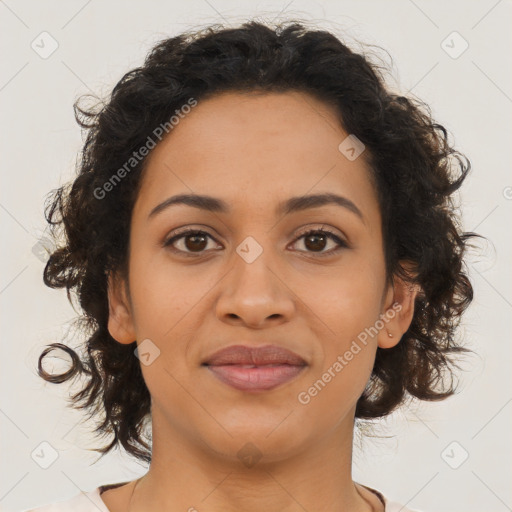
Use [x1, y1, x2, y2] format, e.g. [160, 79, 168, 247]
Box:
[108, 90, 412, 463]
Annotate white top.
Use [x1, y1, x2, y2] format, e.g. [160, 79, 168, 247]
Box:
[22, 483, 420, 511]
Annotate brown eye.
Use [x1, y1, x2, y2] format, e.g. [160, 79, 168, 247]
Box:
[292, 228, 347, 255]
[164, 227, 347, 258]
[304, 232, 328, 252]
[183, 233, 208, 252]
[164, 229, 220, 255]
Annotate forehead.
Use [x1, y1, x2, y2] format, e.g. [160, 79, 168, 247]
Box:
[146, 90, 346, 170]
[135, 90, 379, 225]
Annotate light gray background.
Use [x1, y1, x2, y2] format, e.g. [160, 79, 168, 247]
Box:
[1, 1, 511, 511]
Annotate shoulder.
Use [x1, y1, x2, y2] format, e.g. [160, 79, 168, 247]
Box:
[22, 488, 108, 512]
[360, 483, 422, 512]
[384, 498, 422, 512]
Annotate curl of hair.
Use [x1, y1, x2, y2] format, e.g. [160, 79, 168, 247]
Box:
[39, 20, 480, 463]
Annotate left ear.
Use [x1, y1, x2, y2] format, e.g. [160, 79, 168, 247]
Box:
[377, 262, 421, 349]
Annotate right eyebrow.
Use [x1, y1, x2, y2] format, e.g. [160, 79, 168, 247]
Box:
[148, 194, 229, 218]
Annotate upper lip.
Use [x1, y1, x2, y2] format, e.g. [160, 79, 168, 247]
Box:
[202, 344, 307, 366]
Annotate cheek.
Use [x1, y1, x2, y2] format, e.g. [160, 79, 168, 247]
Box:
[299, 286, 380, 414]
[297, 344, 376, 425]
[127, 249, 206, 337]
[298, 258, 384, 400]
[309, 257, 385, 339]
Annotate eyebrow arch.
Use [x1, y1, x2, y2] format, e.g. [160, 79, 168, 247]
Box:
[148, 192, 364, 222]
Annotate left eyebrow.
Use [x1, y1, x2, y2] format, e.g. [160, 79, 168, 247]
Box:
[277, 193, 364, 223]
[148, 192, 364, 223]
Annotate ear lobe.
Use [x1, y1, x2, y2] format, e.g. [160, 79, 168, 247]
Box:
[107, 271, 136, 345]
[378, 265, 421, 349]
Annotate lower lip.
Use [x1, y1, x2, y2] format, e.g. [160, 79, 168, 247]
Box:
[206, 364, 306, 392]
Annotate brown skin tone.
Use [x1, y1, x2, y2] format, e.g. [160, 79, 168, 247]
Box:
[104, 91, 419, 512]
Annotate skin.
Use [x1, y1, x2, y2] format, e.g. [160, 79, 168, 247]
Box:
[105, 90, 419, 512]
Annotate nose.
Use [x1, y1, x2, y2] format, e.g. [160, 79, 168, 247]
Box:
[215, 245, 296, 329]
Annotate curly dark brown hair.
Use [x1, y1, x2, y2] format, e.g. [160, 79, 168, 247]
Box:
[38, 20, 479, 465]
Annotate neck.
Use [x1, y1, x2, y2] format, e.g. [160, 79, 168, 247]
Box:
[127, 406, 376, 512]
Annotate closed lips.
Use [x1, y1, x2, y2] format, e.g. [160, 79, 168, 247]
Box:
[202, 344, 307, 366]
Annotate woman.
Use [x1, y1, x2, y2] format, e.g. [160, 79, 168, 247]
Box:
[27, 19, 477, 512]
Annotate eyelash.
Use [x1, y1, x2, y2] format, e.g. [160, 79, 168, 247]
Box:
[163, 226, 348, 258]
